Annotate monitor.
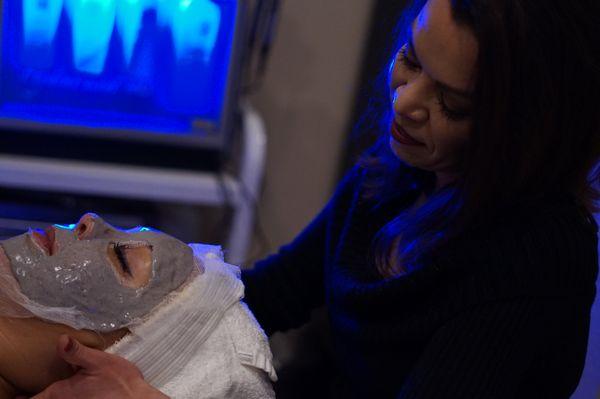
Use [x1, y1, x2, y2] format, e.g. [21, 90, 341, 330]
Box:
[0, 0, 246, 170]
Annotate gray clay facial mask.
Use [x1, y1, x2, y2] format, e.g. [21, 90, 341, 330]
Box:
[0, 213, 194, 331]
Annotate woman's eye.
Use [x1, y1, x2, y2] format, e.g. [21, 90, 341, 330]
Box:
[395, 43, 472, 122]
[398, 46, 420, 72]
[437, 92, 472, 121]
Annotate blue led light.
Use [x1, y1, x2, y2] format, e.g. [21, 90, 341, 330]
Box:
[24, 0, 222, 74]
[115, 0, 146, 67]
[156, 0, 174, 27]
[0, 0, 237, 137]
[23, 0, 64, 46]
[171, 0, 221, 63]
[67, 0, 117, 74]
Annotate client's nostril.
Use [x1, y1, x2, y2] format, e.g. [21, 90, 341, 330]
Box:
[75, 216, 95, 239]
[76, 223, 87, 236]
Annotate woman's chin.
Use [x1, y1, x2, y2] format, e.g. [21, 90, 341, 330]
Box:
[389, 137, 422, 167]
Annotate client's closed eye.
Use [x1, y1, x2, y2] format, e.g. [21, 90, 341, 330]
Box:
[107, 243, 153, 289]
[114, 245, 133, 276]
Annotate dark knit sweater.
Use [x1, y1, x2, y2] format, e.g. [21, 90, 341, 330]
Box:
[242, 168, 599, 398]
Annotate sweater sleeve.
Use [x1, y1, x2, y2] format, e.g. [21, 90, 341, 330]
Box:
[241, 168, 361, 335]
[397, 296, 592, 399]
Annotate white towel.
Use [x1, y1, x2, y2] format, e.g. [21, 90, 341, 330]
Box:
[106, 244, 276, 399]
[158, 301, 276, 399]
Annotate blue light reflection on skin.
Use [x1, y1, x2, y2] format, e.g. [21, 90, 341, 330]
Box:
[1, 0, 236, 136]
[127, 226, 156, 233]
[55, 224, 77, 230]
[55, 223, 155, 233]
[388, 56, 397, 104]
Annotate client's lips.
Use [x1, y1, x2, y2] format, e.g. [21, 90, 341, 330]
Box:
[391, 121, 424, 146]
[31, 226, 56, 255]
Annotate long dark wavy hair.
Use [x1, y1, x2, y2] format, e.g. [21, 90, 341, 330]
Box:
[360, 0, 600, 278]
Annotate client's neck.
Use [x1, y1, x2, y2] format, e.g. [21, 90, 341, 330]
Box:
[102, 328, 130, 348]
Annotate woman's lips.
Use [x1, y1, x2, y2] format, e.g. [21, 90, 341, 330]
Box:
[391, 121, 425, 146]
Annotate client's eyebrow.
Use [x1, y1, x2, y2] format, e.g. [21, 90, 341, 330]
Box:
[407, 24, 473, 99]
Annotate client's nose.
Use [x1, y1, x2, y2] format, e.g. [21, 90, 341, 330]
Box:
[74, 213, 98, 240]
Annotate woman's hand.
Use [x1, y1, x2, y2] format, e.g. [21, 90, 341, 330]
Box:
[29, 335, 168, 399]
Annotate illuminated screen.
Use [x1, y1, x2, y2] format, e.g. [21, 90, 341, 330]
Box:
[0, 0, 238, 139]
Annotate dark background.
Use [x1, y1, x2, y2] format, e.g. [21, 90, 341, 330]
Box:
[273, 2, 408, 397]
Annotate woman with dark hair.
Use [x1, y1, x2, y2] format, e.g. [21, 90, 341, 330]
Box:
[33, 0, 600, 397]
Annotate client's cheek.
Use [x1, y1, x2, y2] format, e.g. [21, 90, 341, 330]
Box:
[0, 247, 11, 274]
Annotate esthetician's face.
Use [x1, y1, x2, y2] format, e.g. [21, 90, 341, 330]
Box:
[0, 213, 195, 331]
[389, 0, 478, 187]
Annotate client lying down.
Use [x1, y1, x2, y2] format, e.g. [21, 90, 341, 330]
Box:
[0, 213, 276, 399]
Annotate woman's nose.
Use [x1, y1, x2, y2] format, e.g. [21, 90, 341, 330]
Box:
[75, 213, 98, 240]
[398, 106, 428, 124]
[393, 83, 429, 124]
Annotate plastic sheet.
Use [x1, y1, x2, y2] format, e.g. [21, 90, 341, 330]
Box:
[0, 214, 195, 332]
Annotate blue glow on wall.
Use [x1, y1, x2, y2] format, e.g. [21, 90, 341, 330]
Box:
[0, 0, 237, 136]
